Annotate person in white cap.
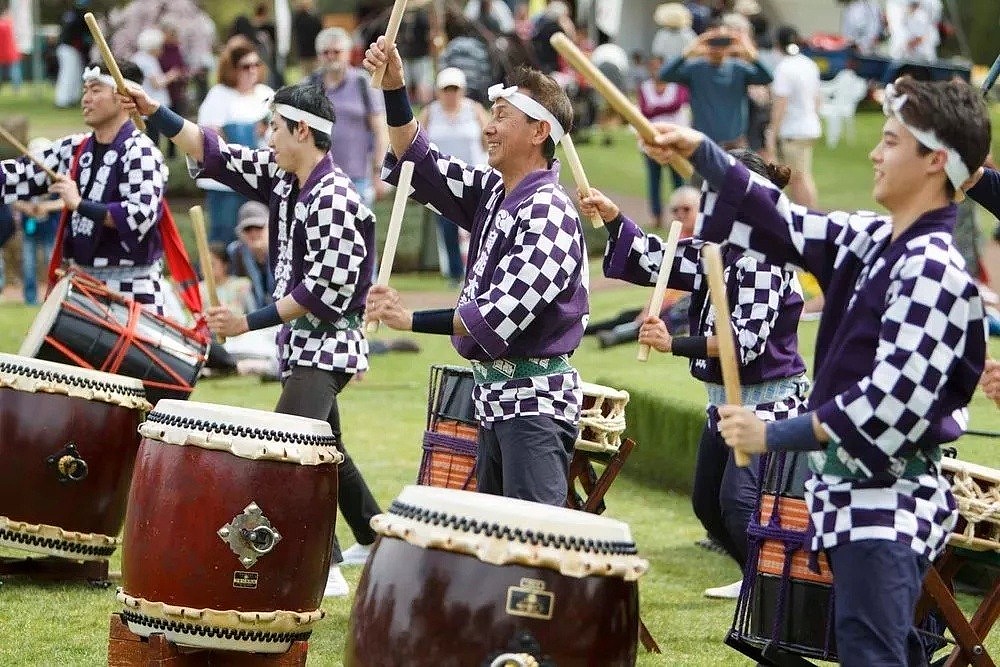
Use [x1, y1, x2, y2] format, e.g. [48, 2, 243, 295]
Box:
[417, 67, 490, 286]
[363, 38, 589, 507]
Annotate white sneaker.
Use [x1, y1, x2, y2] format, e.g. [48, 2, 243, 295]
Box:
[703, 579, 742, 599]
[340, 542, 373, 566]
[323, 566, 349, 597]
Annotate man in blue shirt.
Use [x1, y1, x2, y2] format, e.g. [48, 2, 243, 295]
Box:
[659, 23, 773, 149]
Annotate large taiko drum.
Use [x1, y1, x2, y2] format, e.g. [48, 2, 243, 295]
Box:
[0, 353, 149, 561]
[345, 485, 648, 666]
[117, 400, 343, 653]
[19, 272, 208, 404]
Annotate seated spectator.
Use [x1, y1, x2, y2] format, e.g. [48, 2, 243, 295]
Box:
[227, 201, 275, 311]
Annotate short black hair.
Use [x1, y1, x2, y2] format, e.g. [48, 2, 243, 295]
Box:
[729, 148, 792, 189]
[892, 77, 991, 197]
[506, 66, 573, 161]
[87, 60, 144, 87]
[272, 83, 334, 151]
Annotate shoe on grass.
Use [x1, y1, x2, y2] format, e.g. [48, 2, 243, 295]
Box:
[340, 542, 373, 566]
[323, 566, 349, 597]
[703, 579, 742, 599]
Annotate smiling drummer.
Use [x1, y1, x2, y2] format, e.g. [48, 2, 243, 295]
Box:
[361, 37, 589, 507]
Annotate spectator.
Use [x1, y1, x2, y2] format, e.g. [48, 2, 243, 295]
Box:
[197, 38, 273, 245]
[397, 6, 433, 105]
[158, 23, 188, 158]
[439, 12, 493, 105]
[13, 138, 60, 305]
[227, 200, 275, 311]
[888, 0, 939, 62]
[513, 1, 533, 42]
[132, 28, 179, 151]
[308, 27, 389, 212]
[628, 50, 648, 97]
[684, 0, 712, 34]
[291, 0, 323, 77]
[464, 0, 514, 35]
[734, 0, 768, 42]
[767, 26, 821, 208]
[417, 67, 490, 286]
[660, 22, 773, 150]
[0, 2, 20, 94]
[531, 1, 576, 74]
[55, 0, 91, 108]
[652, 3, 697, 64]
[638, 55, 690, 226]
[839, 0, 885, 55]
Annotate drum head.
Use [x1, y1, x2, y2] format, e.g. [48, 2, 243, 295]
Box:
[18, 276, 71, 357]
[0, 351, 145, 394]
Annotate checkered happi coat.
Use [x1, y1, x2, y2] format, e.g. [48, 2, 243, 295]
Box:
[694, 140, 987, 560]
[603, 213, 808, 428]
[192, 128, 375, 377]
[381, 129, 588, 425]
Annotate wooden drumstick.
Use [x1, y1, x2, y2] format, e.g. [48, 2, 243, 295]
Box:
[189, 205, 225, 344]
[550, 32, 693, 180]
[703, 243, 750, 467]
[367, 161, 415, 334]
[0, 124, 59, 181]
[371, 0, 409, 88]
[637, 220, 683, 362]
[559, 134, 603, 228]
[84, 12, 147, 131]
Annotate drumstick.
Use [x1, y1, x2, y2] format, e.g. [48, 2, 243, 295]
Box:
[367, 160, 415, 334]
[703, 244, 750, 468]
[83, 12, 147, 131]
[637, 220, 682, 362]
[559, 134, 603, 228]
[0, 124, 59, 181]
[371, 0, 409, 88]
[549, 32, 693, 180]
[189, 205, 225, 344]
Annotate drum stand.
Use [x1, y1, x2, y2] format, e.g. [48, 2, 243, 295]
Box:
[0, 556, 112, 588]
[107, 614, 308, 666]
[724, 632, 821, 666]
[916, 548, 1000, 667]
[565, 438, 662, 655]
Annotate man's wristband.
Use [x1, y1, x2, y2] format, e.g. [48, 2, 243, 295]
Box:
[765, 413, 823, 452]
[412, 308, 455, 335]
[383, 86, 414, 127]
[605, 212, 624, 237]
[245, 303, 283, 331]
[671, 335, 708, 358]
[148, 104, 186, 138]
[76, 199, 109, 223]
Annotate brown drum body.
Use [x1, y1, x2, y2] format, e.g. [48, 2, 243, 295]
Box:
[346, 537, 639, 666]
[121, 439, 339, 613]
[0, 386, 142, 555]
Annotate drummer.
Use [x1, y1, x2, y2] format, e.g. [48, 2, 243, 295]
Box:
[0, 62, 172, 314]
[122, 81, 383, 596]
[361, 38, 588, 507]
[579, 149, 810, 600]
[650, 77, 988, 662]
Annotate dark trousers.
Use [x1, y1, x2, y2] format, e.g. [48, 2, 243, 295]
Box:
[434, 214, 465, 283]
[274, 365, 381, 563]
[644, 154, 685, 220]
[828, 540, 931, 667]
[690, 423, 760, 568]
[476, 415, 576, 507]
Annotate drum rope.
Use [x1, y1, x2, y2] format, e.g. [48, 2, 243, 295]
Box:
[103, 300, 142, 376]
[951, 471, 1000, 526]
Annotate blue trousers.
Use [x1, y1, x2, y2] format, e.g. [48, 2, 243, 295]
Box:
[476, 415, 576, 507]
[644, 154, 686, 219]
[828, 540, 931, 666]
[434, 214, 464, 283]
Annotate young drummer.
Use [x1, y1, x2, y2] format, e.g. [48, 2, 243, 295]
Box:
[580, 149, 810, 599]
[0, 62, 172, 313]
[644, 77, 988, 662]
[122, 81, 383, 595]
[361, 38, 588, 506]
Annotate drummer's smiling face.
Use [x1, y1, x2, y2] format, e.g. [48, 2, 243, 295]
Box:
[484, 99, 536, 173]
[81, 81, 123, 130]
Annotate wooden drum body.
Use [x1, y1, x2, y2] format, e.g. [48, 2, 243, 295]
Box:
[118, 400, 342, 653]
[0, 353, 149, 560]
[346, 486, 648, 666]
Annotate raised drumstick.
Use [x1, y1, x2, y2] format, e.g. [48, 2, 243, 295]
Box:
[189, 205, 224, 344]
[367, 161, 415, 334]
[0, 124, 59, 181]
[550, 32, 693, 180]
[637, 220, 682, 362]
[371, 0, 409, 88]
[703, 243, 750, 467]
[560, 134, 603, 228]
[84, 12, 147, 131]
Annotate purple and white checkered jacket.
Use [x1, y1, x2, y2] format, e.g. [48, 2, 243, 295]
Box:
[192, 129, 375, 377]
[382, 129, 588, 425]
[695, 141, 986, 560]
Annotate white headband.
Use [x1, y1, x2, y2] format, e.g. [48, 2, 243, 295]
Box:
[487, 84, 565, 145]
[82, 66, 139, 90]
[882, 83, 970, 190]
[274, 103, 333, 136]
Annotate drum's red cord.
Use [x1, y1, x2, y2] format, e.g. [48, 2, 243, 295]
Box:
[43, 335, 97, 370]
[103, 300, 141, 376]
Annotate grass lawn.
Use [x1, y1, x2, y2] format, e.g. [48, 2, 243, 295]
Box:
[1, 87, 999, 665]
